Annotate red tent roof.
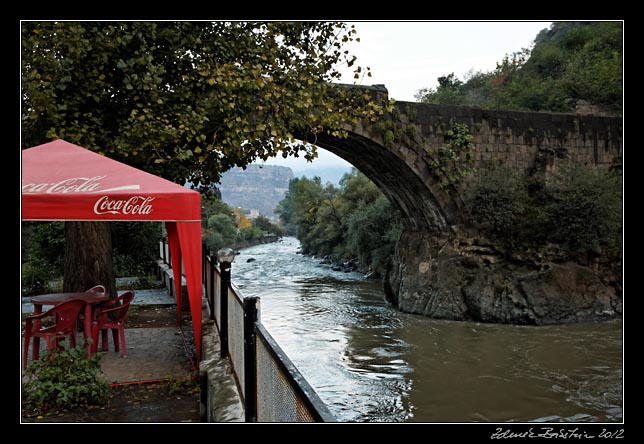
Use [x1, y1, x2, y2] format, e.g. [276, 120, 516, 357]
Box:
[22, 140, 203, 361]
[22, 139, 200, 221]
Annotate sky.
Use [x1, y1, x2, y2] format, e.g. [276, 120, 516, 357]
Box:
[254, 20, 552, 172]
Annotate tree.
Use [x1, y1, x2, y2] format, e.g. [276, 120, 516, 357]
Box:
[276, 170, 402, 274]
[22, 21, 386, 296]
[253, 215, 283, 237]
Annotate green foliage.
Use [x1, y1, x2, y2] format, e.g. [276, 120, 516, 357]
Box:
[22, 221, 162, 285]
[253, 215, 284, 237]
[415, 73, 467, 105]
[238, 226, 264, 242]
[274, 183, 297, 236]
[22, 344, 110, 414]
[27, 222, 65, 272]
[346, 195, 403, 272]
[206, 213, 238, 252]
[21, 222, 65, 296]
[545, 167, 622, 255]
[416, 22, 622, 114]
[377, 114, 404, 149]
[21, 257, 56, 296]
[201, 194, 285, 250]
[429, 123, 475, 189]
[276, 169, 402, 274]
[112, 222, 162, 276]
[465, 168, 543, 251]
[465, 165, 622, 258]
[22, 22, 388, 189]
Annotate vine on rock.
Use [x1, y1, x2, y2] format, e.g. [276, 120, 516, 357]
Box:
[429, 123, 475, 189]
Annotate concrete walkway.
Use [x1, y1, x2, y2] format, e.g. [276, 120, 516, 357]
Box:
[22, 285, 244, 421]
[22, 287, 196, 385]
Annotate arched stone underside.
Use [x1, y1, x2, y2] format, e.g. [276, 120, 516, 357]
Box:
[313, 130, 449, 233]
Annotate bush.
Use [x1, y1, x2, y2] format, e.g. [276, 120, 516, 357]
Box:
[346, 196, 402, 274]
[465, 167, 542, 250]
[206, 231, 226, 253]
[23, 221, 162, 283]
[21, 258, 56, 296]
[238, 226, 263, 242]
[546, 166, 622, 256]
[465, 165, 622, 258]
[26, 222, 65, 274]
[22, 344, 110, 414]
[112, 222, 162, 276]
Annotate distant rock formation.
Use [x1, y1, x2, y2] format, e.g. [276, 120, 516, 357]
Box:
[219, 164, 293, 220]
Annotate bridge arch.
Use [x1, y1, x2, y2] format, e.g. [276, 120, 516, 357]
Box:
[303, 88, 621, 238]
[296, 87, 622, 325]
[313, 128, 451, 233]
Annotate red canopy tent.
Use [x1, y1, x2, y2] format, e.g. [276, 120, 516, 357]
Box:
[21, 139, 203, 361]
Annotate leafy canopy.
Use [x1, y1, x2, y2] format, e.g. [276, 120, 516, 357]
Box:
[22, 21, 386, 188]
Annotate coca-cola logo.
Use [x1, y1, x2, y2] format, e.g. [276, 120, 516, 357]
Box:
[23, 176, 105, 193]
[93, 196, 155, 215]
[22, 176, 140, 194]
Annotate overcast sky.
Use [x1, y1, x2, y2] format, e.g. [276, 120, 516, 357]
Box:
[256, 20, 552, 171]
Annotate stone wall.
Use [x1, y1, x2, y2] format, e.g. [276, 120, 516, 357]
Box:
[390, 102, 622, 226]
[404, 103, 622, 174]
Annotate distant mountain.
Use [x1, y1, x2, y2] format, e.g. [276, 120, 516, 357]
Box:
[219, 164, 293, 221]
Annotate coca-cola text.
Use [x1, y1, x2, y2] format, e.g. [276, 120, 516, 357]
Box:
[93, 196, 155, 215]
[22, 176, 105, 193]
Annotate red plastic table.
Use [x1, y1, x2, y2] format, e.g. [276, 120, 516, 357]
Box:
[30, 292, 110, 355]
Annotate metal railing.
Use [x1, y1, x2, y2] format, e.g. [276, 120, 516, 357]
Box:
[202, 246, 335, 423]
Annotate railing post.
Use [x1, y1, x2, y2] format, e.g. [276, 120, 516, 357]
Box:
[243, 296, 259, 423]
[219, 261, 230, 358]
[199, 368, 208, 422]
[202, 244, 207, 285]
[209, 256, 215, 321]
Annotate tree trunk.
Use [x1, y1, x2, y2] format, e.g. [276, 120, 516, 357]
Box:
[63, 221, 117, 299]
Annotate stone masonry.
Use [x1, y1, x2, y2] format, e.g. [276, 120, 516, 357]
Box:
[313, 85, 622, 324]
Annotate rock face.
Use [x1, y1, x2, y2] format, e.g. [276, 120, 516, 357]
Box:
[219, 164, 293, 221]
[384, 231, 622, 325]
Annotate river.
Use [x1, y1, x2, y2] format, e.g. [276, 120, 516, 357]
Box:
[231, 237, 623, 423]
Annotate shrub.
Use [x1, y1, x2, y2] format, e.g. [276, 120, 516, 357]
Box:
[465, 165, 622, 259]
[238, 226, 263, 242]
[22, 344, 110, 414]
[21, 258, 56, 296]
[546, 166, 622, 256]
[112, 222, 162, 276]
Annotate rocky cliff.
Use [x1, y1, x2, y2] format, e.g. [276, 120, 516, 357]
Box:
[219, 165, 293, 220]
[384, 231, 622, 325]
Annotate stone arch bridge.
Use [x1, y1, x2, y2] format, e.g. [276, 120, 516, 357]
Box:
[307, 85, 623, 325]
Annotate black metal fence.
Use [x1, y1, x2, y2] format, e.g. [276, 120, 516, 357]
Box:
[202, 246, 335, 423]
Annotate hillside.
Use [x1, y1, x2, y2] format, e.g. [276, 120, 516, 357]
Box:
[416, 21, 622, 115]
[219, 164, 293, 221]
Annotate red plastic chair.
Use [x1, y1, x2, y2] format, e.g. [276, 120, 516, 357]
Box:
[91, 291, 135, 357]
[23, 299, 86, 369]
[78, 285, 107, 330]
[86, 285, 106, 294]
